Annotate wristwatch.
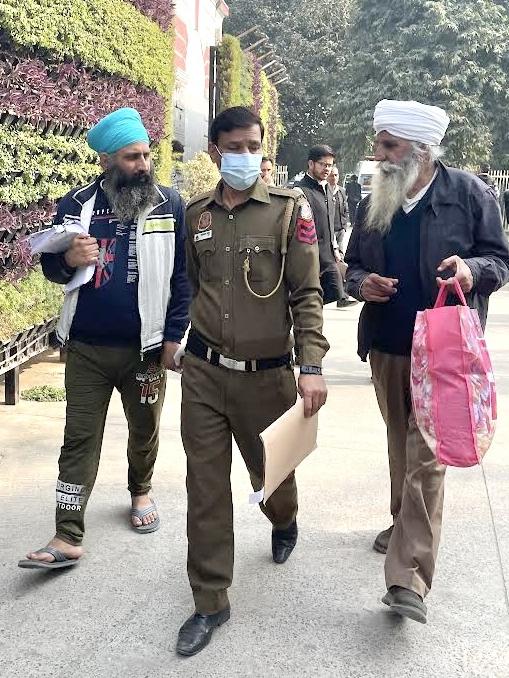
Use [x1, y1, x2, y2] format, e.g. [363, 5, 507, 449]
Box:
[300, 365, 323, 376]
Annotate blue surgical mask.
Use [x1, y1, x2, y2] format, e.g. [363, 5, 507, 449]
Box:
[216, 147, 263, 191]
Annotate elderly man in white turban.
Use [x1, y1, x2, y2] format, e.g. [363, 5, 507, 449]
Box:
[345, 99, 509, 623]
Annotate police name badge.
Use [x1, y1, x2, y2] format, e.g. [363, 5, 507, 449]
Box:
[194, 230, 212, 242]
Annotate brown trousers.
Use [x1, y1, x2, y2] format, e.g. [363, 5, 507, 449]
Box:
[370, 350, 446, 598]
[181, 353, 298, 614]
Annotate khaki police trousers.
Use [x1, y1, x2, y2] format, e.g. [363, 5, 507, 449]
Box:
[56, 341, 166, 545]
[181, 352, 298, 614]
[370, 350, 446, 598]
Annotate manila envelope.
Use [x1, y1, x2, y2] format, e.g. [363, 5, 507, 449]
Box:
[251, 398, 318, 504]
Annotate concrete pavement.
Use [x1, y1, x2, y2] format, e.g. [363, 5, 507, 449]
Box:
[1, 290, 509, 677]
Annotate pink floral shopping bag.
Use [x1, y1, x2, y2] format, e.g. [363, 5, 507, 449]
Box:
[411, 279, 497, 467]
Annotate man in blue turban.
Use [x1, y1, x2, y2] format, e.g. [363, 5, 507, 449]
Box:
[88, 107, 155, 223]
[87, 107, 150, 155]
[18, 108, 191, 571]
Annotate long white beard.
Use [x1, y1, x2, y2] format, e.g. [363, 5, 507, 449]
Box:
[366, 153, 421, 234]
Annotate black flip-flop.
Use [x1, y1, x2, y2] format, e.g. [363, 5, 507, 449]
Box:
[18, 546, 80, 570]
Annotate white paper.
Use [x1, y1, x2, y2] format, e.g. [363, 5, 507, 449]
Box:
[249, 488, 265, 505]
[65, 264, 95, 293]
[174, 344, 186, 367]
[28, 222, 86, 255]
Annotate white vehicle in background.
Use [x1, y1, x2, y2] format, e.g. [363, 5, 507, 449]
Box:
[356, 158, 379, 199]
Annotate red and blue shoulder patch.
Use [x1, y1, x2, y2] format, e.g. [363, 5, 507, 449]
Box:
[296, 201, 317, 245]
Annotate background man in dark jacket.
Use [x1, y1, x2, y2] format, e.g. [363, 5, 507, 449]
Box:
[345, 174, 362, 226]
[328, 165, 349, 252]
[345, 99, 509, 624]
[296, 146, 356, 308]
[477, 162, 499, 198]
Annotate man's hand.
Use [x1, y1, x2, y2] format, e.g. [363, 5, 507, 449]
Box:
[360, 273, 398, 303]
[334, 249, 343, 263]
[64, 234, 99, 268]
[298, 374, 327, 418]
[161, 341, 181, 372]
[436, 255, 474, 293]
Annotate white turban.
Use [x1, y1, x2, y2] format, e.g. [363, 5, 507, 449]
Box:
[373, 99, 450, 146]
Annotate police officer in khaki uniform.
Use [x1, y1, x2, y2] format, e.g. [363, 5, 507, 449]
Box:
[176, 107, 329, 657]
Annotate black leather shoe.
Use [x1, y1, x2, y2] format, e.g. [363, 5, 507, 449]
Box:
[176, 607, 230, 657]
[272, 520, 298, 564]
[373, 524, 394, 554]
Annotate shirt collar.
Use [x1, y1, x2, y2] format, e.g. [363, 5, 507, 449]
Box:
[207, 177, 271, 208]
[403, 168, 438, 212]
[305, 172, 328, 188]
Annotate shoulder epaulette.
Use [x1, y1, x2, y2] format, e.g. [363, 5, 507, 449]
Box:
[268, 186, 302, 200]
[186, 190, 215, 209]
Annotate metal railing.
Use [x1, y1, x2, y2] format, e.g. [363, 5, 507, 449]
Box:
[491, 170, 509, 230]
[274, 164, 288, 187]
[0, 318, 57, 405]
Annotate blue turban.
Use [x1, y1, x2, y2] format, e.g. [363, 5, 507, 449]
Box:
[87, 108, 150, 154]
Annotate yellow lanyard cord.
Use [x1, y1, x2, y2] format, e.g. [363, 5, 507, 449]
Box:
[242, 196, 295, 300]
[243, 253, 286, 299]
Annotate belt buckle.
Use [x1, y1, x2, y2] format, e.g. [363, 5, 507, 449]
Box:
[219, 355, 246, 371]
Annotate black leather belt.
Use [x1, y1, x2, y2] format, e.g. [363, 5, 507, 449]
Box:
[186, 331, 291, 372]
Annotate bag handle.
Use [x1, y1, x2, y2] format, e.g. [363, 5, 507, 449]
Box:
[434, 278, 467, 308]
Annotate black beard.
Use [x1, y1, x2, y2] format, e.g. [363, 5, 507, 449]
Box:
[103, 164, 157, 222]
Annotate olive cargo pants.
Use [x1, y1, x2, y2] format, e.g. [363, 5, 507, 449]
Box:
[55, 341, 166, 545]
[181, 352, 298, 614]
[370, 350, 446, 598]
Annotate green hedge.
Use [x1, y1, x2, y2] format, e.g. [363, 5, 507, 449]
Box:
[259, 71, 271, 151]
[0, 0, 174, 95]
[0, 125, 99, 207]
[218, 35, 253, 110]
[0, 267, 63, 341]
[217, 34, 283, 159]
[239, 52, 254, 109]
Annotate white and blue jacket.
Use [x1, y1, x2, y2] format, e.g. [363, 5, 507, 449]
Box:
[41, 175, 190, 356]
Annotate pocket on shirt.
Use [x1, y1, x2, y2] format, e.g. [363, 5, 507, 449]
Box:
[195, 238, 216, 282]
[238, 235, 278, 282]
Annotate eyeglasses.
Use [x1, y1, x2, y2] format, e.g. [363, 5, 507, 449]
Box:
[315, 161, 334, 169]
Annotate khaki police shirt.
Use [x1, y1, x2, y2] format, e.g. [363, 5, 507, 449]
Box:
[185, 178, 329, 366]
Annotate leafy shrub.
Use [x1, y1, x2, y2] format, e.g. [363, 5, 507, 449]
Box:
[239, 51, 254, 109]
[0, 267, 63, 341]
[0, 124, 99, 207]
[22, 385, 66, 402]
[218, 35, 243, 110]
[0, 0, 174, 95]
[176, 152, 221, 203]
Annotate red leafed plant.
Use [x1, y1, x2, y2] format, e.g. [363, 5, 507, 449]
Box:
[0, 50, 165, 141]
[0, 201, 55, 233]
[0, 201, 56, 281]
[0, 238, 35, 282]
[127, 0, 175, 32]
